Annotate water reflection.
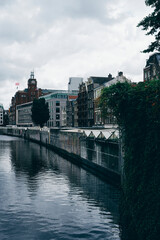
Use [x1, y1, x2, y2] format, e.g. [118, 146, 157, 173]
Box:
[0, 135, 120, 240]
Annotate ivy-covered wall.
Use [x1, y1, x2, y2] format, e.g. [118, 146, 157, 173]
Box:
[100, 80, 160, 240]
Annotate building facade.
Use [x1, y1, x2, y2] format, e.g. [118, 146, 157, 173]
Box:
[66, 95, 78, 127]
[94, 72, 131, 126]
[3, 110, 9, 126]
[9, 72, 56, 125]
[40, 91, 78, 128]
[73, 99, 78, 127]
[0, 104, 4, 126]
[9, 73, 41, 125]
[144, 53, 160, 81]
[16, 102, 33, 127]
[94, 84, 105, 126]
[15, 90, 78, 128]
[77, 82, 88, 127]
[61, 107, 67, 127]
[87, 75, 113, 127]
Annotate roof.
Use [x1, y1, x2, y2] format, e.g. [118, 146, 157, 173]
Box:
[68, 95, 78, 100]
[40, 91, 68, 100]
[82, 129, 119, 140]
[40, 90, 78, 100]
[156, 54, 160, 63]
[88, 75, 114, 85]
[61, 128, 119, 140]
[146, 52, 160, 67]
[16, 101, 33, 109]
[41, 89, 64, 94]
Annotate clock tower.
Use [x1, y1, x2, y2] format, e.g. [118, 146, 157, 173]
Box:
[28, 72, 37, 102]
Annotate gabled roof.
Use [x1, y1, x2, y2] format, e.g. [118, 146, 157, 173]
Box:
[146, 52, 160, 67]
[60, 128, 119, 141]
[82, 129, 119, 140]
[89, 77, 112, 84]
[156, 54, 160, 63]
[88, 74, 114, 85]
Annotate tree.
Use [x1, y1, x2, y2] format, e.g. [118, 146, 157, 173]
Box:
[137, 0, 160, 53]
[31, 98, 49, 128]
[100, 80, 160, 240]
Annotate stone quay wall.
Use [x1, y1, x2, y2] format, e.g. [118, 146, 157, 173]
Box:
[0, 127, 121, 186]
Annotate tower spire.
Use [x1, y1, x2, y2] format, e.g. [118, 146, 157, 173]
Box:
[30, 71, 34, 79]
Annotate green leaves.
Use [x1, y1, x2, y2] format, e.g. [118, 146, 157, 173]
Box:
[137, 0, 160, 52]
[100, 81, 132, 126]
[31, 98, 50, 128]
[100, 79, 160, 240]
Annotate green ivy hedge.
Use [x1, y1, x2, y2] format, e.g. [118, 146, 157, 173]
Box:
[100, 80, 160, 240]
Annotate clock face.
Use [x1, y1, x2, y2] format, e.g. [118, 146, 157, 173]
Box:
[31, 80, 35, 84]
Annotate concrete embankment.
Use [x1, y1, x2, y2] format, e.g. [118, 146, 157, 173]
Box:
[0, 126, 121, 186]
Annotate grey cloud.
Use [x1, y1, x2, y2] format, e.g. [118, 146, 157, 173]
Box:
[0, 0, 13, 7]
[0, 20, 31, 43]
[0, 62, 23, 83]
[32, 0, 126, 24]
[0, 50, 31, 84]
[0, 15, 45, 43]
[34, 0, 107, 19]
[0, 0, 130, 45]
[0, 0, 148, 108]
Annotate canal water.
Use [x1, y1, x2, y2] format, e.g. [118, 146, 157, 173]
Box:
[0, 135, 120, 240]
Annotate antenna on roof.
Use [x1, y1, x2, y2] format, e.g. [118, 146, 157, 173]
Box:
[30, 70, 34, 79]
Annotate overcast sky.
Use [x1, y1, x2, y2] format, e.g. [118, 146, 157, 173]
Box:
[0, 0, 153, 109]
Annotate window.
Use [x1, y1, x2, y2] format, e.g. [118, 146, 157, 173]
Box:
[145, 72, 147, 79]
[56, 121, 60, 127]
[56, 114, 60, 120]
[56, 108, 60, 113]
[56, 101, 60, 106]
[153, 66, 156, 76]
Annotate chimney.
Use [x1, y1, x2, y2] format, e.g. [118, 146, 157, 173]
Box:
[118, 72, 123, 76]
[108, 74, 112, 80]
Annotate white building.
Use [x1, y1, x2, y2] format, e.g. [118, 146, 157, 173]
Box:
[104, 72, 131, 87]
[94, 72, 131, 125]
[61, 106, 67, 127]
[0, 104, 4, 126]
[68, 77, 83, 91]
[40, 91, 68, 127]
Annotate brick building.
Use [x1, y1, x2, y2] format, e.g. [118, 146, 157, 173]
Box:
[66, 95, 78, 127]
[73, 99, 78, 127]
[87, 75, 113, 127]
[77, 82, 88, 127]
[9, 72, 52, 125]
